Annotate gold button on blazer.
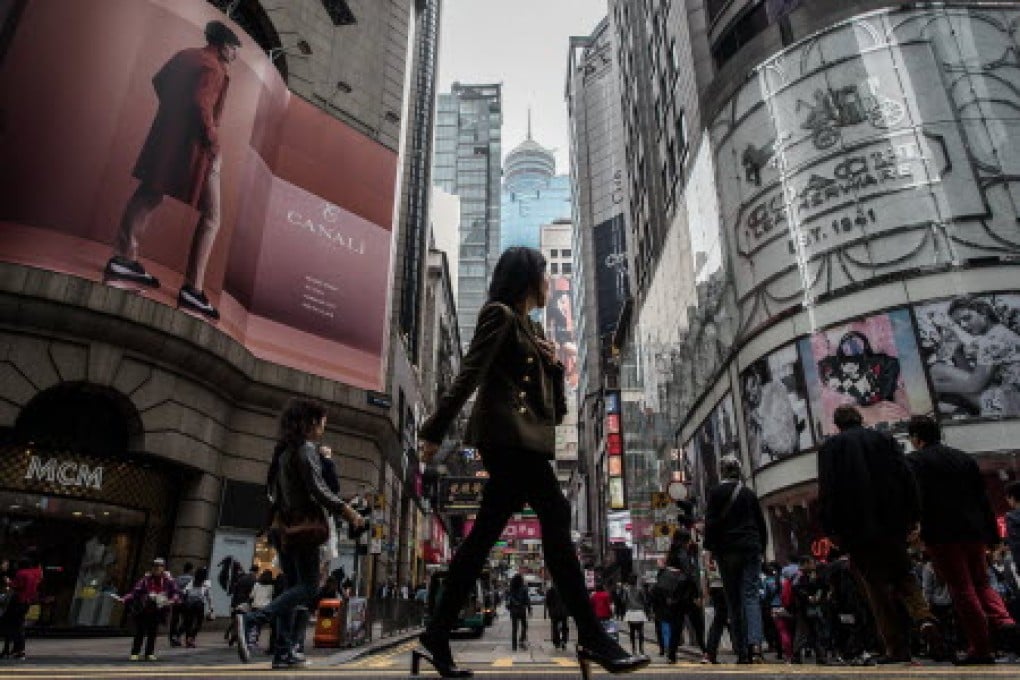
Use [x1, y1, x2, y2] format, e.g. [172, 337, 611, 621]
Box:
[419, 302, 567, 459]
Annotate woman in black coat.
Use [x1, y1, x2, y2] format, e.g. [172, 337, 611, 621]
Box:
[415, 247, 648, 678]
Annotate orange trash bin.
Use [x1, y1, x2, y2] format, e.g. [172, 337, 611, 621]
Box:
[313, 598, 344, 648]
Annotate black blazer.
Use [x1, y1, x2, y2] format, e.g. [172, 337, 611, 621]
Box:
[907, 443, 998, 546]
[419, 302, 567, 459]
[818, 426, 920, 549]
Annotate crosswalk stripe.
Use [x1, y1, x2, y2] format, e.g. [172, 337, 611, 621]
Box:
[551, 656, 576, 667]
[365, 657, 396, 668]
[491, 656, 514, 667]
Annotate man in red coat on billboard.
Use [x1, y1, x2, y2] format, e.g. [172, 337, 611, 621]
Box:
[103, 20, 241, 320]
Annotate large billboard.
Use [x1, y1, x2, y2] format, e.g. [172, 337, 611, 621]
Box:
[593, 214, 628, 343]
[545, 276, 579, 389]
[740, 343, 814, 470]
[0, 0, 397, 389]
[914, 293, 1020, 421]
[687, 394, 739, 509]
[799, 309, 932, 439]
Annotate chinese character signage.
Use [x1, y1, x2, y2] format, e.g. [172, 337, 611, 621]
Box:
[438, 476, 486, 511]
[605, 389, 626, 509]
[710, 9, 1018, 338]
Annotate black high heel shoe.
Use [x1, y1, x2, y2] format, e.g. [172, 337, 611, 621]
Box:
[576, 642, 650, 680]
[411, 632, 473, 678]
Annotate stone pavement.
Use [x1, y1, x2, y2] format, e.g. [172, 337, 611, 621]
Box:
[0, 620, 422, 668]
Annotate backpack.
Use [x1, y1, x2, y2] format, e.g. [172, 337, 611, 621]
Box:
[183, 582, 206, 610]
[652, 567, 692, 608]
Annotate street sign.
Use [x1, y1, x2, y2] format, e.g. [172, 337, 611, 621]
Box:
[369, 538, 382, 555]
[438, 476, 486, 511]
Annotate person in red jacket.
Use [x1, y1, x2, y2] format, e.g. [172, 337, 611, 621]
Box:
[104, 20, 241, 321]
[591, 582, 614, 623]
[1, 551, 42, 660]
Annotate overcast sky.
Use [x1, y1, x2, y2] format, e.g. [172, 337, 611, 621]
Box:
[437, 0, 609, 174]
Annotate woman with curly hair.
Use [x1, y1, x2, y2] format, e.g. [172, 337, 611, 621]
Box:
[236, 400, 364, 670]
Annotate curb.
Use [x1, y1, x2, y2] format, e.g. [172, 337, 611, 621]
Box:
[325, 627, 423, 665]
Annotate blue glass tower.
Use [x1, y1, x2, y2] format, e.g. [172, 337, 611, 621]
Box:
[500, 123, 572, 251]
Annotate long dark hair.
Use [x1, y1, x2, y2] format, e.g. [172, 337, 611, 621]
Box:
[268, 399, 327, 489]
[193, 566, 209, 588]
[487, 247, 546, 308]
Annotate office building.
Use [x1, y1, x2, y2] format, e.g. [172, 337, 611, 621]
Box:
[433, 83, 503, 346]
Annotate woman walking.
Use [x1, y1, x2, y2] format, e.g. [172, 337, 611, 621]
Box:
[236, 399, 365, 669]
[180, 566, 212, 647]
[507, 574, 531, 651]
[622, 576, 648, 655]
[415, 247, 649, 678]
[703, 455, 768, 664]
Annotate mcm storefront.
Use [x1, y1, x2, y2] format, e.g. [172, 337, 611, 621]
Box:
[0, 384, 182, 631]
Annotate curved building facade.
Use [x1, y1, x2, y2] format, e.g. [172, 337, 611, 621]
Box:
[600, 2, 1020, 565]
[690, 3, 1020, 559]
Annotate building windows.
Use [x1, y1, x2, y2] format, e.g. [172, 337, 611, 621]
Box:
[562, 262, 573, 274]
[562, 248, 572, 258]
[551, 262, 560, 274]
[550, 249, 559, 257]
[712, 3, 770, 68]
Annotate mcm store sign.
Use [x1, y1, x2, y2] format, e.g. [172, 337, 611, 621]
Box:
[24, 455, 104, 491]
[711, 8, 1020, 335]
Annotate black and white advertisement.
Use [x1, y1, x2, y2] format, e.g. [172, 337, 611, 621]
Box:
[740, 343, 813, 470]
[689, 394, 739, 509]
[915, 293, 1020, 420]
[593, 214, 629, 342]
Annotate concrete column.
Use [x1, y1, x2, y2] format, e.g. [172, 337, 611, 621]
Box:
[169, 472, 221, 573]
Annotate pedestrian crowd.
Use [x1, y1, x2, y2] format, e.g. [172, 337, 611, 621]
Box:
[577, 407, 1020, 667]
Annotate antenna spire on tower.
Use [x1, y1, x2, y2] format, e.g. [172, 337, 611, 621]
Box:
[527, 107, 532, 141]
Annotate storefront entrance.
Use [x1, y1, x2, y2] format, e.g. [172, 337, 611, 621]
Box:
[1, 382, 182, 631]
[0, 491, 145, 627]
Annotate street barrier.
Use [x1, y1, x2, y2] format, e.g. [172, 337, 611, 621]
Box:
[365, 598, 426, 641]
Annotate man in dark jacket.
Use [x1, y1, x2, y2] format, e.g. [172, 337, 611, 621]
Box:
[544, 585, 570, 650]
[818, 406, 939, 663]
[906, 416, 1017, 663]
[703, 455, 767, 663]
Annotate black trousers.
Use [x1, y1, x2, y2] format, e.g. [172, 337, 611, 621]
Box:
[5, 602, 28, 654]
[428, 451, 602, 643]
[168, 604, 182, 641]
[180, 601, 205, 639]
[550, 616, 569, 647]
[131, 609, 160, 656]
[511, 613, 528, 649]
[666, 601, 701, 660]
[706, 588, 730, 656]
